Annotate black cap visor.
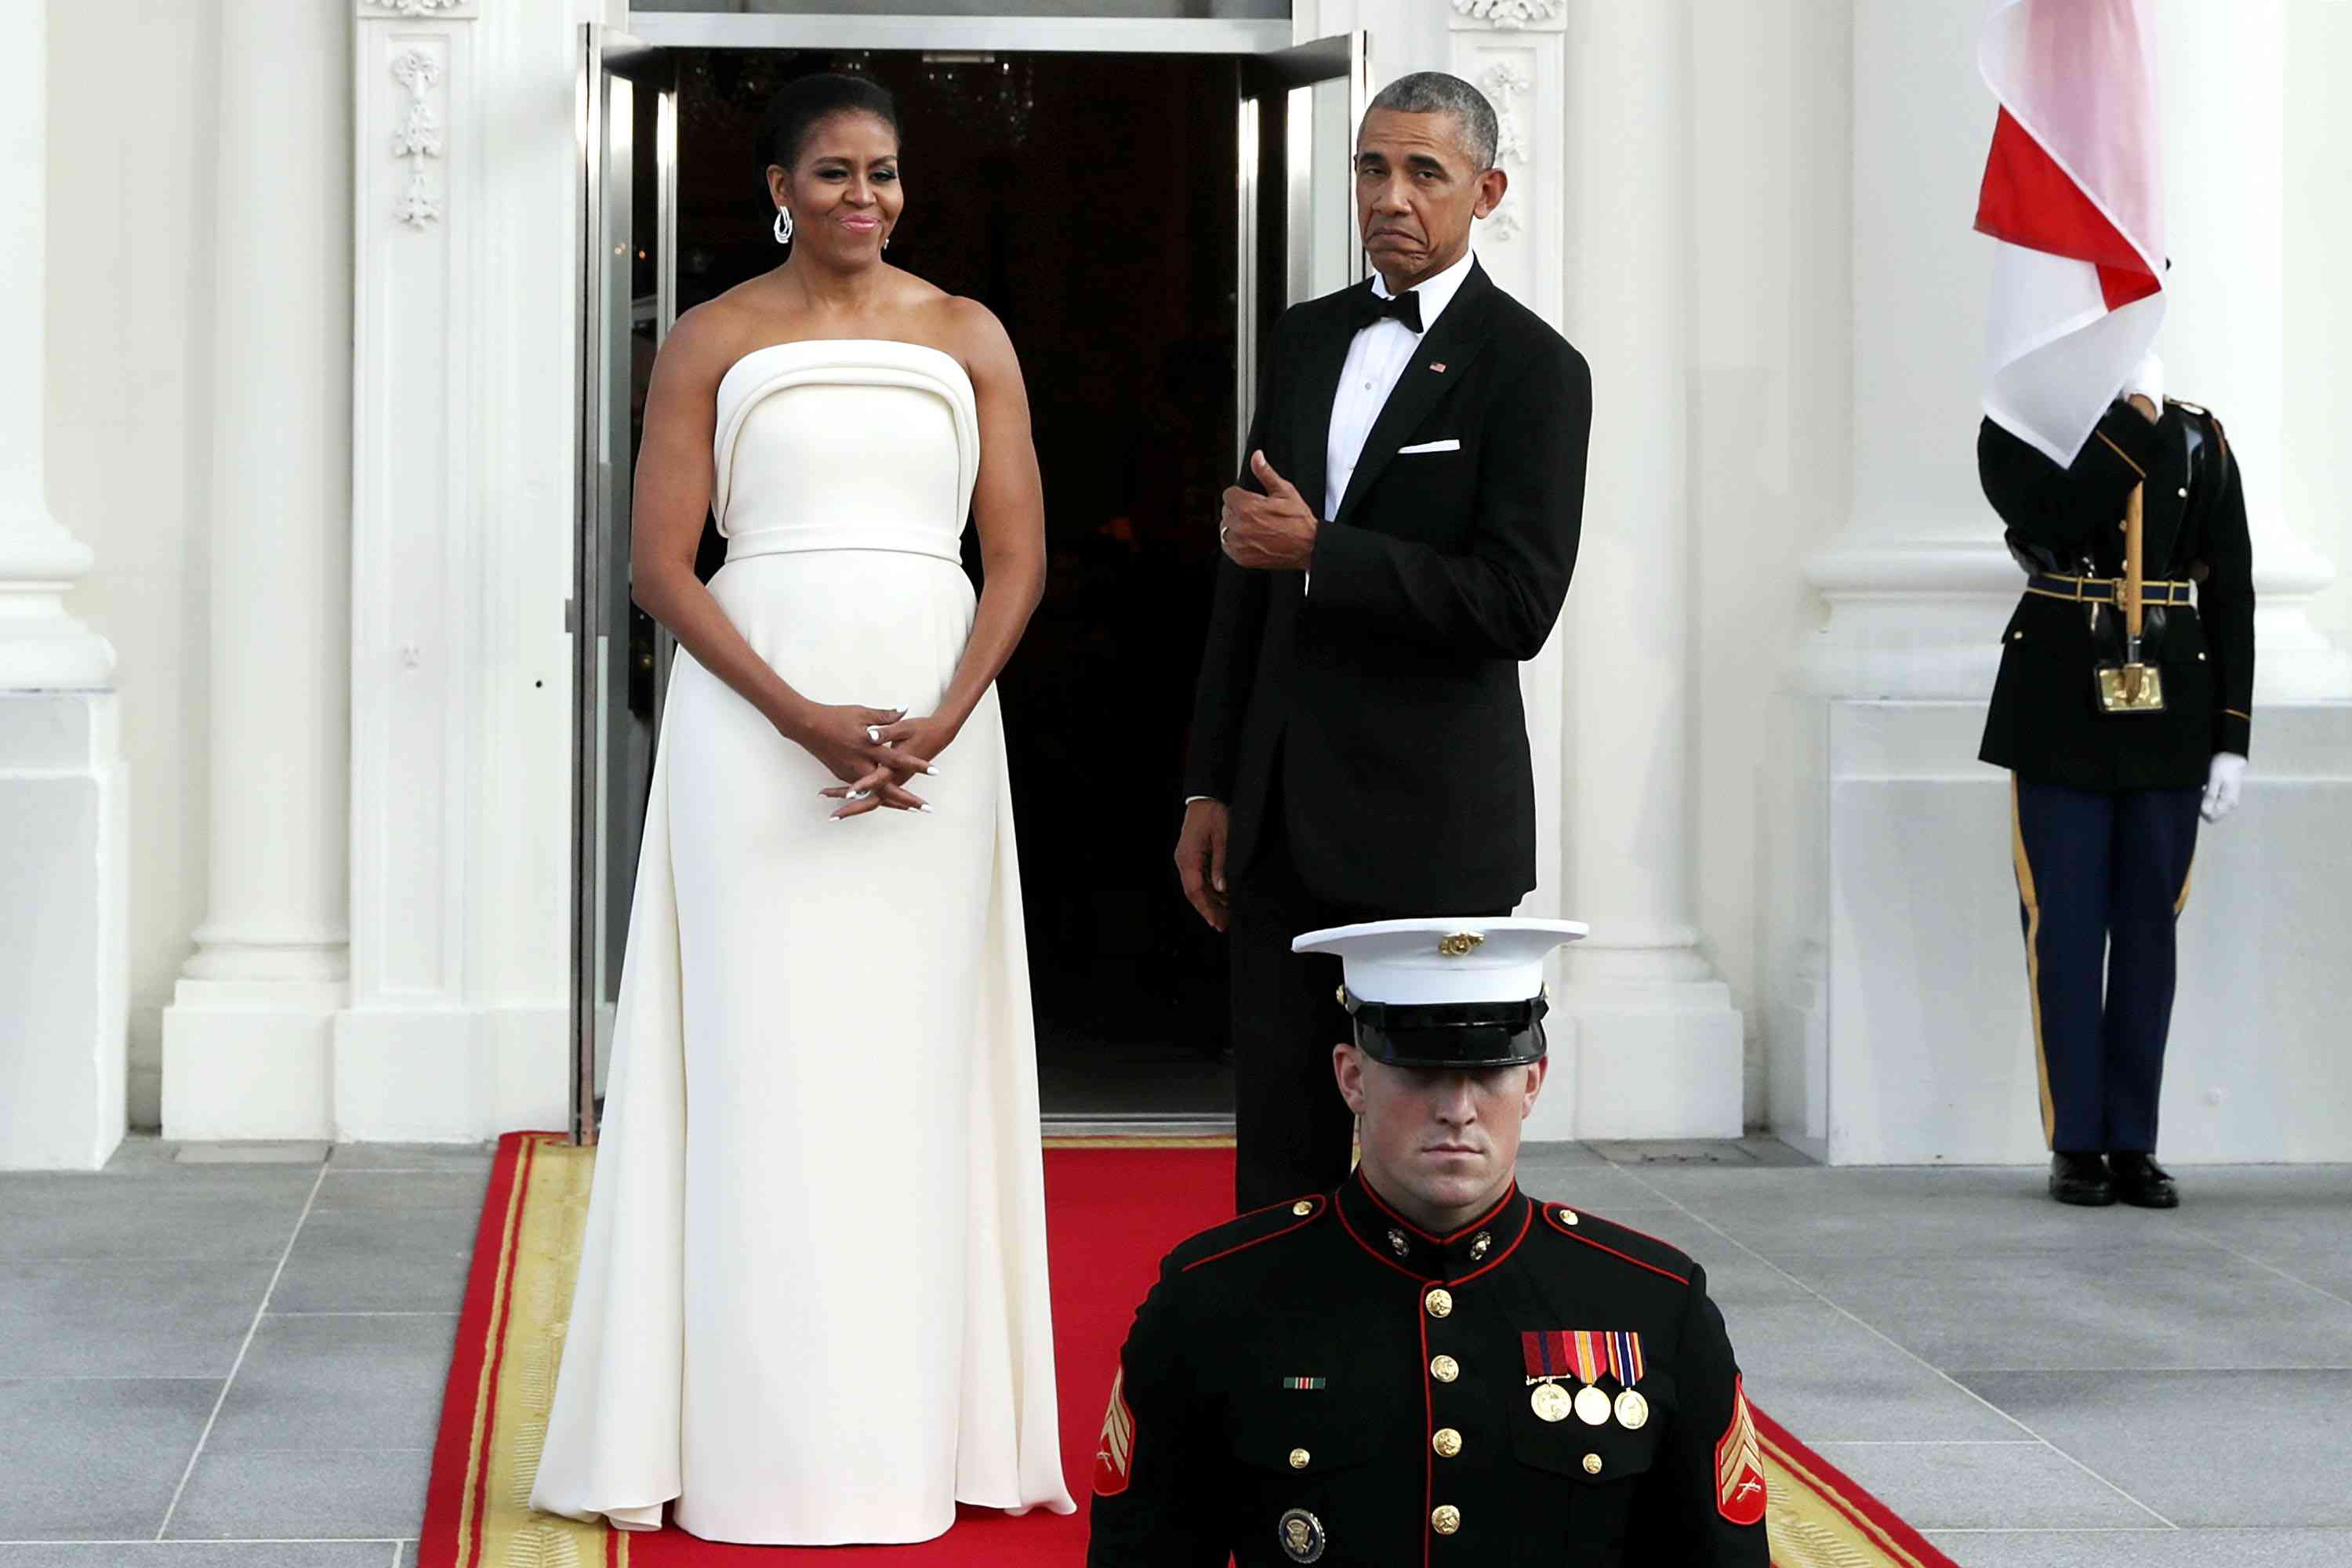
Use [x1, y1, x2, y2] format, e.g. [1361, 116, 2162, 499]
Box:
[1342, 992, 1549, 1069]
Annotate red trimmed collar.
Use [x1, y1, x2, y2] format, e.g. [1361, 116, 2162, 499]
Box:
[1336, 1171, 1532, 1284]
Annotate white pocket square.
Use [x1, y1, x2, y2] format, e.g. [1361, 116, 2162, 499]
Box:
[1397, 438, 1461, 455]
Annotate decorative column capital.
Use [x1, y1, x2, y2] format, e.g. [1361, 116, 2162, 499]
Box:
[358, 0, 479, 19]
[1450, 0, 1565, 33]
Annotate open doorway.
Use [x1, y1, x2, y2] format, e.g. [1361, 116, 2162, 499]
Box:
[579, 27, 1363, 1135]
[678, 50, 1243, 1119]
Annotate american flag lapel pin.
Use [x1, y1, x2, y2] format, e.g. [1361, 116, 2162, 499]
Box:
[1429, 361, 1447, 373]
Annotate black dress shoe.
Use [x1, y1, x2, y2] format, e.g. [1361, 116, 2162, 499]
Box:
[2107, 1151, 2180, 1209]
[2049, 1151, 2115, 1207]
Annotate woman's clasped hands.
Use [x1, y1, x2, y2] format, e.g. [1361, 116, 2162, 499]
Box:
[796, 702, 953, 821]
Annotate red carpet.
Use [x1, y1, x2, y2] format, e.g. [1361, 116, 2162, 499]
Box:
[422, 1133, 1958, 1568]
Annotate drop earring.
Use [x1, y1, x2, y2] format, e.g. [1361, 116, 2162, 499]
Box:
[772, 206, 793, 246]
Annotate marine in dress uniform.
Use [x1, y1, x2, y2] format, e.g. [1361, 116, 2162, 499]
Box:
[1978, 376, 2254, 1209]
[1087, 920, 1769, 1567]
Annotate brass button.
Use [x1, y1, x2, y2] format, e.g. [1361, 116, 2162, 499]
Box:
[2198, 652, 2207, 661]
[1291, 1200, 1313, 1216]
[1432, 1427, 1463, 1459]
[1583, 1453, 1603, 1475]
[2179, 487, 2190, 499]
[2012, 630, 2024, 641]
[1430, 1354, 1459, 1383]
[1288, 1447, 1310, 1470]
[1431, 1504, 1461, 1535]
[1425, 1287, 1454, 1319]
[1558, 1208, 1579, 1227]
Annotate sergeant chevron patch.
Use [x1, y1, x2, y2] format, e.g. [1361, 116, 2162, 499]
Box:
[1716, 1375, 1768, 1525]
[1093, 1365, 1137, 1497]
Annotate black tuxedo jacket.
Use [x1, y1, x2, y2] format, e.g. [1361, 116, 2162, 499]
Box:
[1184, 260, 1591, 912]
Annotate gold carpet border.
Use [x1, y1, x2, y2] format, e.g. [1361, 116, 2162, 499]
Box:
[1758, 1426, 1932, 1568]
[463, 1134, 620, 1568]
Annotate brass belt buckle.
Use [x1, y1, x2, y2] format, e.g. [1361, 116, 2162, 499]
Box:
[2094, 662, 2166, 714]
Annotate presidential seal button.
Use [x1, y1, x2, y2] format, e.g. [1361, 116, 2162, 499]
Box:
[1432, 1427, 1462, 1458]
[1575, 1385, 1613, 1425]
[1430, 1354, 1459, 1383]
[1276, 1508, 1327, 1563]
[1614, 1388, 1650, 1430]
[1531, 1381, 1573, 1422]
[1291, 1200, 1313, 1217]
[1431, 1505, 1461, 1536]
[1288, 1447, 1310, 1470]
[1388, 1228, 1410, 1257]
[1583, 1452, 1604, 1475]
[1425, 1288, 1453, 1319]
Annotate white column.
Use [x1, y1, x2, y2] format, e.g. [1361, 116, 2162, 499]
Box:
[1544, 0, 1740, 1139]
[1794, 0, 2013, 699]
[2154, 1, 2347, 700]
[162, 0, 355, 1141]
[0, 0, 129, 1170]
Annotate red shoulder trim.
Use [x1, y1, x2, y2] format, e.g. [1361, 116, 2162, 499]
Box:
[1180, 1194, 1326, 1273]
[1541, 1204, 1690, 1286]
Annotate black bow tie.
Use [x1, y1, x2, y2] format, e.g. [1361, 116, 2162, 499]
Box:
[1348, 286, 1424, 336]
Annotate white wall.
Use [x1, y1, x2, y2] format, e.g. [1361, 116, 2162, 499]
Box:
[45, 1, 225, 1129]
[2284, 0, 2352, 655]
[1688, 0, 1852, 1123]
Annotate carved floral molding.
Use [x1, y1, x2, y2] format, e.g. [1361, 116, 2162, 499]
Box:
[1480, 61, 1531, 241]
[1450, 0, 1563, 30]
[390, 49, 445, 229]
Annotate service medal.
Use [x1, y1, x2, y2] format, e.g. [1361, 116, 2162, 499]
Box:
[1575, 1385, 1613, 1426]
[1531, 1381, 1573, 1422]
[1613, 1388, 1650, 1430]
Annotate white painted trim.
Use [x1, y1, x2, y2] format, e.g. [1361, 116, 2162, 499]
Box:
[630, 13, 1290, 53]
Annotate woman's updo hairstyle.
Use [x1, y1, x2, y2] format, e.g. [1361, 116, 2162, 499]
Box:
[759, 73, 902, 174]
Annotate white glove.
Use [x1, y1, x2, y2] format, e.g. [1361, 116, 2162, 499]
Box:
[2201, 752, 2246, 824]
[2122, 349, 2164, 412]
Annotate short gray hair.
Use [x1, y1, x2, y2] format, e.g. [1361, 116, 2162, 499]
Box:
[1364, 71, 1499, 172]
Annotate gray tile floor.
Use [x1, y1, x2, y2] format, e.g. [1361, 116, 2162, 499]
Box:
[2, 1136, 2346, 1566]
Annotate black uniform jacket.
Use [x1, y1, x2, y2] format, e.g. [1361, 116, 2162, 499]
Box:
[1977, 398, 2256, 792]
[1183, 261, 1591, 913]
[1087, 1173, 1768, 1567]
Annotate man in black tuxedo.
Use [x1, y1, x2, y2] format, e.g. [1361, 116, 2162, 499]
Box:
[1173, 71, 1592, 1212]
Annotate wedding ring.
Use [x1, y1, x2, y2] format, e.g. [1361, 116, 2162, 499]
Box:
[866, 725, 884, 743]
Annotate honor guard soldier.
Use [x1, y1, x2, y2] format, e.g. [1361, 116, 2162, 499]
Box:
[1978, 354, 2254, 1209]
[1086, 919, 1769, 1566]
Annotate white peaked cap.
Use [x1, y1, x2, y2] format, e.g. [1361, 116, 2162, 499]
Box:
[1290, 917, 1588, 1006]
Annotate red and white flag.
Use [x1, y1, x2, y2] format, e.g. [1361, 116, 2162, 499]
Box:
[1974, 0, 2165, 465]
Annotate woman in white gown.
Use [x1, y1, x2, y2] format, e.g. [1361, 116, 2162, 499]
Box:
[529, 74, 1074, 1544]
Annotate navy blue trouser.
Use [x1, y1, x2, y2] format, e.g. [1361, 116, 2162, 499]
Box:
[2008, 775, 2202, 1153]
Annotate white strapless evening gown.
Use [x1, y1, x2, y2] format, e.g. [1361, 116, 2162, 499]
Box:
[528, 339, 1074, 1544]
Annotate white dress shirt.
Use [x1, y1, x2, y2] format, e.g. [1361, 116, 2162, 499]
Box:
[1187, 250, 1479, 808]
[1321, 246, 1479, 523]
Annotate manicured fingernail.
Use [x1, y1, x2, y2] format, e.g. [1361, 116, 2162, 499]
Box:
[925, 766, 941, 777]
[919, 804, 934, 814]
